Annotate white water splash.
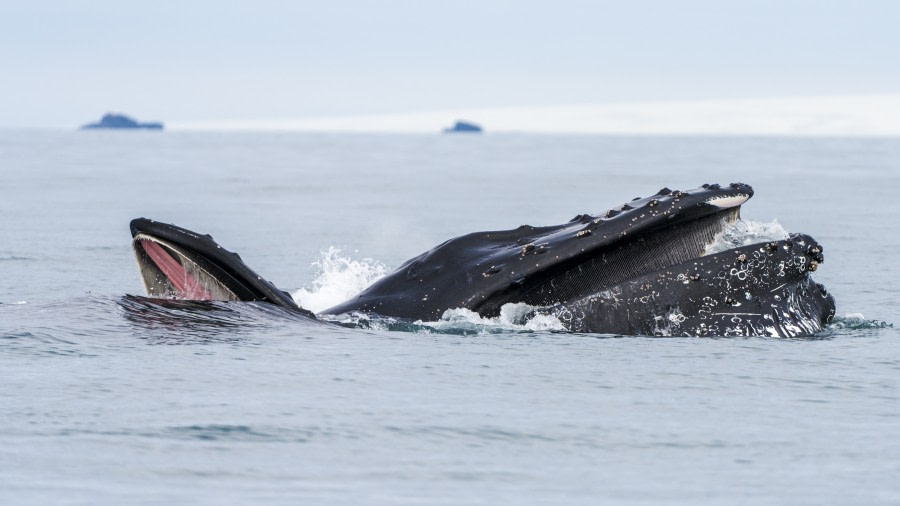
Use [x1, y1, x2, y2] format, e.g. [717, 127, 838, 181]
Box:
[829, 313, 892, 330]
[420, 303, 566, 333]
[704, 219, 790, 255]
[292, 247, 389, 313]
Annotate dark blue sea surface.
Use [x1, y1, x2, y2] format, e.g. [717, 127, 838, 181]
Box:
[1, 131, 898, 504]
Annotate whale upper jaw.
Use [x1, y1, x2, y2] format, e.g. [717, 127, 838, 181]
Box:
[321, 182, 835, 337]
[323, 183, 760, 318]
[129, 218, 315, 319]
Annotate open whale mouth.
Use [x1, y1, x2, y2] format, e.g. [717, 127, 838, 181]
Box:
[129, 218, 314, 318]
[132, 234, 244, 301]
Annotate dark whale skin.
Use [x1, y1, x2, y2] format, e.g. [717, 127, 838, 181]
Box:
[545, 234, 835, 337]
[322, 183, 836, 337]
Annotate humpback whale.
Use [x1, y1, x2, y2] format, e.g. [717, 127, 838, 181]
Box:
[129, 183, 836, 337]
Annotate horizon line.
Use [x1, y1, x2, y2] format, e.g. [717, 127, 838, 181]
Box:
[169, 93, 900, 137]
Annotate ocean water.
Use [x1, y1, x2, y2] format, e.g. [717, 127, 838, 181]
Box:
[1, 131, 898, 504]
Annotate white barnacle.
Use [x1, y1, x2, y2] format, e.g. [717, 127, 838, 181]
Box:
[668, 311, 686, 324]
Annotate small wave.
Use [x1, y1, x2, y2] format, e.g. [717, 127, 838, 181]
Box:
[1, 330, 71, 342]
[704, 219, 789, 255]
[0, 255, 33, 262]
[164, 424, 287, 442]
[828, 313, 892, 330]
[117, 295, 315, 344]
[322, 303, 565, 335]
[421, 303, 566, 334]
[292, 247, 388, 313]
[320, 311, 412, 332]
[52, 425, 324, 444]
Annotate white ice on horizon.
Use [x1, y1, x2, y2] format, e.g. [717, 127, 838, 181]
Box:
[172, 94, 900, 137]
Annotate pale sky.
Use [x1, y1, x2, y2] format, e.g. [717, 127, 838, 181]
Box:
[1, 0, 898, 128]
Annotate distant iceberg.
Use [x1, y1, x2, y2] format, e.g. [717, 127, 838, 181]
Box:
[443, 120, 482, 134]
[81, 113, 164, 130]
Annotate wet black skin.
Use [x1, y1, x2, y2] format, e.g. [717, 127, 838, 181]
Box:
[540, 234, 835, 337]
[322, 182, 835, 336]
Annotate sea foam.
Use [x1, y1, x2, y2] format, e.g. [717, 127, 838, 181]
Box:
[424, 303, 565, 333]
[292, 247, 388, 313]
[704, 219, 790, 255]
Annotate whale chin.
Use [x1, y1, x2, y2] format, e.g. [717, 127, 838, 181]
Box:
[537, 232, 834, 337]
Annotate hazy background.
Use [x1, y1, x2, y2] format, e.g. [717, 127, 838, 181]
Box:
[2, 0, 898, 131]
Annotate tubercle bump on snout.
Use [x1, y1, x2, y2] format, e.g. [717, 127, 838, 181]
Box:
[779, 234, 826, 274]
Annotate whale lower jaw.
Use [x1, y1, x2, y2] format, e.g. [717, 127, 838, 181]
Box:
[540, 234, 835, 337]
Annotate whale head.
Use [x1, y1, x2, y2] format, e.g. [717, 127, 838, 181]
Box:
[323, 183, 835, 336]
